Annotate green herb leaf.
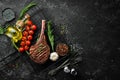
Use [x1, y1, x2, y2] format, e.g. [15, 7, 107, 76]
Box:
[0, 25, 4, 34]
[47, 21, 54, 51]
[18, 2, 37, 19]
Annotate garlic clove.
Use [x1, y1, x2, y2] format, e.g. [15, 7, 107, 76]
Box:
[64, 66, 70, 73]
[50, 52, 59, 61]
[70, 68, 77, 76]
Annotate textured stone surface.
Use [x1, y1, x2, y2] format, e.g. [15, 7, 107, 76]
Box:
[0, 0, 120, 80]
[0, 35, 16, 61]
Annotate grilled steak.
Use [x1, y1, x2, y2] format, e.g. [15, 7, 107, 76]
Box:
[29, 20, 50, 64]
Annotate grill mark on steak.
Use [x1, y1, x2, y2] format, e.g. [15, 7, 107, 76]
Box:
[29, 20, 50, 64]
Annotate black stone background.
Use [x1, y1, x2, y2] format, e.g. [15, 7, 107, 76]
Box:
[0, 0, 120, 80]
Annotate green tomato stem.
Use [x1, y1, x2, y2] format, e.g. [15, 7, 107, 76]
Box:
[12, 40, 19, 50]
[25, 51, 30, 55]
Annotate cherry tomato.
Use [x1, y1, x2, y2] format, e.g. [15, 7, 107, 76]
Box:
[29, 30, 34, 35]
[25, 20, 32, 26]
[19, 47, 24, 52]
[28, 35, 33, 40]
[26, 40, 31, 45]
[24, 46, 29, 51]
[31, 25, 37, 30]
[20, 41, 25, 46]
[25, 25, 30, 31]
[23, 31, 28, 36]
[22, 36, 27, 41]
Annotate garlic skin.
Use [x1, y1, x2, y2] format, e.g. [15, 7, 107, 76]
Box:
[50, 52, 59, 61]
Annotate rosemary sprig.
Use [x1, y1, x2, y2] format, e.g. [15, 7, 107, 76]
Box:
[47, 21, 54, 51]
[18, 2, 37, 19]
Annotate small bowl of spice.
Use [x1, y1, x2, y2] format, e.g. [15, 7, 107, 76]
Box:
[56, 43, 69, 56]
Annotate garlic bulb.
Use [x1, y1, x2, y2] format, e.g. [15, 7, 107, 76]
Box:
[50, 52, 59, 61]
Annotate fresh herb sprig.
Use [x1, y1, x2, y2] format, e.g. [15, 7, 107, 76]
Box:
[18, 2, 37, 19]
[47, 21, 54, 51]
[0, 25, 4, 34]
[0, 27, 4, 34]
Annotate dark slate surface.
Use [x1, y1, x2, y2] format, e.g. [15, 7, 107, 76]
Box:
[0, 0, 120, 80]
[0, 35, 16, 61]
